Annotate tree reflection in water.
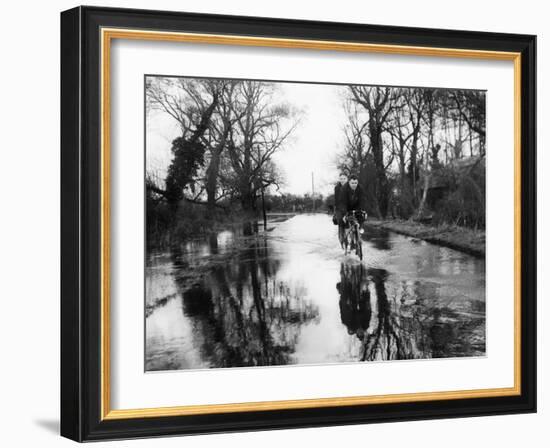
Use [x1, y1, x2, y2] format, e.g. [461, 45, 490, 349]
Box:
[171, 227, 320, 368]
[336, 263, 485, 362]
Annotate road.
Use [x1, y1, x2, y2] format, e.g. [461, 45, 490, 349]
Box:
[145, 213, 486, 371]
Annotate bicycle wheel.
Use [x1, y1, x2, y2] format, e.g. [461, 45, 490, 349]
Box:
[342, 227, 349, 254]
[355, 226, 363, 260]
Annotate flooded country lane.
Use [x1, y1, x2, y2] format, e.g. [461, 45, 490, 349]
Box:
[145, 214, 486, 371]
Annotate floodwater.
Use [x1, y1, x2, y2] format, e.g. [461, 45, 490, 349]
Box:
[145, 214, 485, 371]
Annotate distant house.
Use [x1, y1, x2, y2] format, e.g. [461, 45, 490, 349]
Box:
[422, 156, 485, 209]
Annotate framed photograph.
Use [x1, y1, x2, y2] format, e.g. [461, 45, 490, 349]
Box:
[60, 6, 536, 442]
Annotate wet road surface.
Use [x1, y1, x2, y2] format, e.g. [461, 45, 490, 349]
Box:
[145, 214, 485, 371]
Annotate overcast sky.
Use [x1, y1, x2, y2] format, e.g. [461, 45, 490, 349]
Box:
[146, 80, 348, 197]
[273, 83, 347, 196]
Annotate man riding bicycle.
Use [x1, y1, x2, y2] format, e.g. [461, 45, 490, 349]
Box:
[343, 175, 367, 228]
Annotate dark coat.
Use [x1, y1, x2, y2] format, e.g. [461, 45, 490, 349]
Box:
[334, 182, 348, 214]
[344, 184, 367, 212]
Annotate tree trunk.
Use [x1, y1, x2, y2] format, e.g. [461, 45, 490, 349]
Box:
[370, 124, 389, 217]
[205, 147, 222, 211]
[416, 170, 430, 219]
[205, 125, 230, 212]
[408, 132, 419, 204]
[240, 183, 256, 213]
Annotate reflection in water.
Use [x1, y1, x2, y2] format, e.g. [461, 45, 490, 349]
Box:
[362, 226, 392, 251]
[336, 263, 485, 362]
[146, 214, 485, 371]
[361, 267, 413, 361]
[337, 264, 371, 340]
[147, 229, 319, 370]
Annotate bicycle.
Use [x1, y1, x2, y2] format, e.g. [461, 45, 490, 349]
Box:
[343, 210, 366, 260]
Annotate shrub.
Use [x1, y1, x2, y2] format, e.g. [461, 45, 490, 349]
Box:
[433, 171, 485, 229]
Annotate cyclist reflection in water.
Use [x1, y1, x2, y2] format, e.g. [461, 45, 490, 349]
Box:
[336, 263, 372, 340]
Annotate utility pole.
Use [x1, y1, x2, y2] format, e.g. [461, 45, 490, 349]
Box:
[311, 172, 315, 212]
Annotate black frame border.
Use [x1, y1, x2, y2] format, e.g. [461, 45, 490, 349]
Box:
[61, 5, 536, 442]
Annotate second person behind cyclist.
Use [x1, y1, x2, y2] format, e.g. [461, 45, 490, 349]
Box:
[334, 172, 349, 248]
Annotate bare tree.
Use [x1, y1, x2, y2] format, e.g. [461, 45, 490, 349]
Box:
[349, 86, 395, 217]
[145, 77, 220, 208]
[338, 99, 370, 174]
[203, 81, 241, 210]
[384, 88, 425, 216]
[416, 89, 440, 218]
[450, 90, 486, 144]
[226, 81, 299, 212]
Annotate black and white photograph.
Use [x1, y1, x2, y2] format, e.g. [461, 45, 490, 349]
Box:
[144, 76, 486, 371]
